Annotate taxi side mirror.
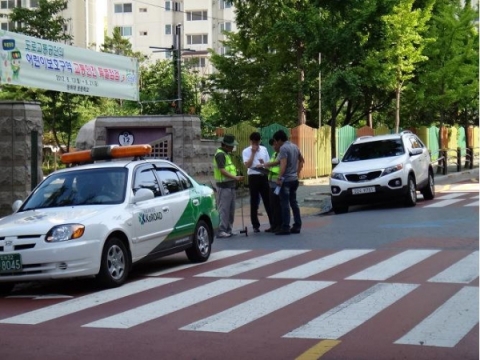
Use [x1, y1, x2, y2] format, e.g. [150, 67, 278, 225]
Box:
[133, 188, 155, 203]
[12, 200, 23, 213]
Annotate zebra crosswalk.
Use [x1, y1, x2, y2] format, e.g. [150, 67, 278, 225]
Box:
[0, 248, 478, 350]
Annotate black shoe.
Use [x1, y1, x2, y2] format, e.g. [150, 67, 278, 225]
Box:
[264, 228, 273, 232]
[275, 229, 291, 235]
[290, 227, 301, 234]
[253, 228, 260, 233]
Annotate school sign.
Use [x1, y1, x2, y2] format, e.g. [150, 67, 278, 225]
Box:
[0, 30, 139, 101]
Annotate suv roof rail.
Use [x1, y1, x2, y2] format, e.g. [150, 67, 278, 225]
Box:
[400, 130, 413, 135]
[356, 136, 373, 141]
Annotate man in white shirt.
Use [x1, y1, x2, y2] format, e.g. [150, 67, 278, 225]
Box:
[242, 132, 274, 233]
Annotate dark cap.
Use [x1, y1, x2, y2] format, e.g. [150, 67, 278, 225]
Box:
[220, 134, 238, 147]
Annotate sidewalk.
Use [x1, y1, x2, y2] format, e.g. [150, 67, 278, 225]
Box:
[231, 165, 479, 233]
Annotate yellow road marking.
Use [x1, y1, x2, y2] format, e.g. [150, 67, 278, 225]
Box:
[295, 339, 341, 360]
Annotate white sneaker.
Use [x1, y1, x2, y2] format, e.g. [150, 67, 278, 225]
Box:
[217, 231, 232, 238]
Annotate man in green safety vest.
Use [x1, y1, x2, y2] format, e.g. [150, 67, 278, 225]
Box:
[213, 134, 244, 238]
[263, 138, 282, 233]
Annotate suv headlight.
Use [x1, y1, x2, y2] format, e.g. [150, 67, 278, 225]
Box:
[331, 172, 346, 181]
[46, 224, 85, 242]
[382, 164, 403, 176]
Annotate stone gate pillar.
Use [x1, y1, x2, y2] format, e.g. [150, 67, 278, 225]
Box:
[0, 101, 43, 217]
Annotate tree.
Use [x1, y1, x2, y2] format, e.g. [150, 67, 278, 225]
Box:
[101, 27, 146, 61]
[379, 0, 434, 133]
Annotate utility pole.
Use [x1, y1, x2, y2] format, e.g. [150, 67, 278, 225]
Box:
[175, 24, 182, 114]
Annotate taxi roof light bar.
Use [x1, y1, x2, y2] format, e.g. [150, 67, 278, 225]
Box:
[61, 145, 152, 164]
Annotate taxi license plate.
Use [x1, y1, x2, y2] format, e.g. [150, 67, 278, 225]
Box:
[352, 187, 376, 195]
[0, 253, 22, 273]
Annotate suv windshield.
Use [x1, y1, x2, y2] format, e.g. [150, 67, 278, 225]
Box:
[21, 168, 128, 211]
[343, 139, 405, 162]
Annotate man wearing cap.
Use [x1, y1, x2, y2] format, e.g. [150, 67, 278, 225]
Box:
[242, 131, 274, 233]
[213, 134, 244, 238]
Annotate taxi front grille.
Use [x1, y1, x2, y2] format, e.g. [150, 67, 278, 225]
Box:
[0, 244, 36, 252]
[345, 171, 382, 182]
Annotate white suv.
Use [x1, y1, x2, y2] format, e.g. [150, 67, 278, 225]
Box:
[330, 131, 435, 214]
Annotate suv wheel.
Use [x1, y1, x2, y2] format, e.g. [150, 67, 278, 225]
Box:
[186, 220, 212, 263]
[421, 171, 435, 200]
[97, 237, 130, 288]
[404, 175, 417, 207]
[332, 198, 349, 214]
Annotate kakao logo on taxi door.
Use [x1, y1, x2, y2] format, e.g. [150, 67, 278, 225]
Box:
[138, 208, 163, 225]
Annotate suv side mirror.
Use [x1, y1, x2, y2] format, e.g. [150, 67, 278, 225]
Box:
[410, 148, 423, 156]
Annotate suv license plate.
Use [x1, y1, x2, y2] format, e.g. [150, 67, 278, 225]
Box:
[352, 187, 376, 195]
[0, 254, 22, 273]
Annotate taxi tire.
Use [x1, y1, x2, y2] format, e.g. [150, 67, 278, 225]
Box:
[97, 237, 130, 288]
[186, 220, 212, 263]
[0, 282, 14, 296]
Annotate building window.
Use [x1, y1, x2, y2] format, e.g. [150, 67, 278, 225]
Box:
[220, 22, 231, 32]
[197, 57, 206, 68]
[119, 26, 132, 36]
[114, 3, 132, 13]
[186, 10, 207, 21]
[1, 22, 7, 30]
[220, 46, 230, 55]
[139, 7, 147, 12]
[1, 0, 15, 9]
[165, 24, 172, 35]
[165, 1, 170, 11]
[220, 0, 232, 9]
[140, 31, 148, 36]
[165, 52, 172, 59]
[173, 1, 180, 11]
[186, 34, 208, 45]
[30, 0, 38, 7]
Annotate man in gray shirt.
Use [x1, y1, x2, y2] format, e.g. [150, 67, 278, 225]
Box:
[272, 130, 305, 235]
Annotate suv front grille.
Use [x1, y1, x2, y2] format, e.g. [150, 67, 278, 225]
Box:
[345, 171, 382, 182]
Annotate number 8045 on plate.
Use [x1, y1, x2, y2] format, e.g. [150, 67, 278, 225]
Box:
[0, 254, 22, 273]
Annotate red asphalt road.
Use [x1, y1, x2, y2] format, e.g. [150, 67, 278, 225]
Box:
[0, 243, 478, 360]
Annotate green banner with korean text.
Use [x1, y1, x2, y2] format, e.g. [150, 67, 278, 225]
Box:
[0, 30, 139, 101]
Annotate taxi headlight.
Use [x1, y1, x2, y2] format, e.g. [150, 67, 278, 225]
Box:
[383, 164, 403, 176]
[331, 172, 346, 181]
[46, 224, 85, 243]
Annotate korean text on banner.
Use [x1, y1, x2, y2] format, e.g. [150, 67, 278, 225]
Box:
[0, 30, 139, 101]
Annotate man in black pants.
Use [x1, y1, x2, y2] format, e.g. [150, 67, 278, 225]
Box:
[242, 132, 274, 233]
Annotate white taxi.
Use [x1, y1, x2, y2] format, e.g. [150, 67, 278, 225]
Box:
[0, 145, 219, 295]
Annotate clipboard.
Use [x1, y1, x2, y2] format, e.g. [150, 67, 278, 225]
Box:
[249, 166, 271, 175]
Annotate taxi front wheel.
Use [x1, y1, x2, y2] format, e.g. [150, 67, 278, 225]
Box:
[186, 220, 212, 263]
[97, 237, 130, 288]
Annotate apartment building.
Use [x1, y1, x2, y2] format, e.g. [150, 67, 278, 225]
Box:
[107, 0, 236, 75]
[0, 0, 106, 51]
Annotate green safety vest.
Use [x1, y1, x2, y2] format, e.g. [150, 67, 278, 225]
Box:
[213, 148, 237, 182]
[268, 152, 280, 181]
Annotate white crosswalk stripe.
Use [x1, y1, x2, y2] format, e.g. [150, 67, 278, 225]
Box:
[283, 283, 419, 339]
[395, 286, 479, 348]
[145, 250, 251, 276]
[269, 249, 374, 279]
[0, 277, 181, 325]
[195, 249, 309, 278]
[83, 279, 256, 329]
[428, 251, 479, 284]
[181, 280, 334, 333]
[346, 249, 440, 281]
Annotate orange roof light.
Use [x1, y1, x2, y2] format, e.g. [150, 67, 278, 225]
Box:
[61, 145, 152, 164]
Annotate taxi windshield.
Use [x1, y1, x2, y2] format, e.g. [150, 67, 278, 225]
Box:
[21, 168, 128, 211]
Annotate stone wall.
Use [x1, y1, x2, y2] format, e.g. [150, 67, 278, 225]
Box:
[75, 114, 219, 180]
[0, 101, 43, 218]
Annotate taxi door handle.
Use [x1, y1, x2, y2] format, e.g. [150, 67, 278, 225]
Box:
[162, 206, 170, 213]
[192, 199, 199, 206]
